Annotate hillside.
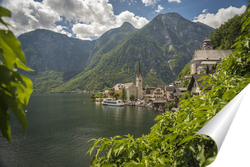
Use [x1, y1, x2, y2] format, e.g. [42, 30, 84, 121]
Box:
[53, 13, 213, 92]
[19, 13, 214, 93]
[19, 23, 137, 93]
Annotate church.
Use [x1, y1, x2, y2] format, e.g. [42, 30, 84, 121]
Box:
[188, 37, 232, 96]
[190, 37, 232, 74]
[111, 58, 143, 100]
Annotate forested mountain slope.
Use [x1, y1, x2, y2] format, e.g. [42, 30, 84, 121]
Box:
[53, 13, 213, 92]
[19, 13, 213, 93]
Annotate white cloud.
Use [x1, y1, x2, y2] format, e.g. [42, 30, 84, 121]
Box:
[193, 5, 247, 28]
[155, 5, 164, 13]
[2, 0, 61, 35]
[141, 0, 159, 6]
[2, 0, 149, 40]
[168, 0, 181, 3]
[202, 9, 208, 13]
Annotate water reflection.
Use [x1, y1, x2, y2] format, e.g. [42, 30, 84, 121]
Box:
[0, 94, 161, 167]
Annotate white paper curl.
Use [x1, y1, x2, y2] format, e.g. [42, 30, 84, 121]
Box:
[195, 84, 250, 166]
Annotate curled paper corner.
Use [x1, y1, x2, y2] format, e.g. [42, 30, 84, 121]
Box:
[195, 84, 250, 166]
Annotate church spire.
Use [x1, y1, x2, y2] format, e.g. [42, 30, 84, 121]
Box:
[137, 55, 141, 76]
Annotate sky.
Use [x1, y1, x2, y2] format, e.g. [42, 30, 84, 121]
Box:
[0, 0, 248, 40]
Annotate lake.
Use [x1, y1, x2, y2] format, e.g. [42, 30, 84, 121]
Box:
[0, 94, 161, 167]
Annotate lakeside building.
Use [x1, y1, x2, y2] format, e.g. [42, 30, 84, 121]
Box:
[190, 37, 232, 75]
[187, 37, 231, 96]
[164, 86, 175, 102]
[143, 87, 155, 98]
[170, 87, 187, 106]
[107, 57, 143, 100]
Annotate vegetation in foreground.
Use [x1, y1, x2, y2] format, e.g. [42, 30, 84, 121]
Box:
[87, 4, 250, 166]
[0, 6, 33, 142]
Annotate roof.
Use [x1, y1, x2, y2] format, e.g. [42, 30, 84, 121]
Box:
[178, 87, 187, 92]
[187, 74, 212, 91]
[191, 50, 232, 61]
[153, 100, 167, 103]
[165, 86, 175, 91]
[124, 83, 134, 88]
[171, 107, 179, 112]
[172, 87, 183, 98]
[113, 83, 125, 90]
[200, 61, 218, 65]
[154, 86, 165, 91]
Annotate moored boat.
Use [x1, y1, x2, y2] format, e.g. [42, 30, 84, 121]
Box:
[102, 98, 125, 106]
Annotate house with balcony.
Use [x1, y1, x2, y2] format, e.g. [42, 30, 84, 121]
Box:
[170, 87, 187, 106]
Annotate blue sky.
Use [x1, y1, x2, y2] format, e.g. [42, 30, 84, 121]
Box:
[1, 0, 248, 40]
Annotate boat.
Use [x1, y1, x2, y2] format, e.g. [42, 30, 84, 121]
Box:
[102, 98, 125, 106]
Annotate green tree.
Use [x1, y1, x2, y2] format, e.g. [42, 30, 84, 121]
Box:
[206, 65, 209, 74]
[113, 92, 120, 100]
[0, 6, 33, 142]
[181, 79, 189, 87]
[168, 102, 176, 111]
[179, 91, 191, 102]
[129, 93, 135, 101]
[91, 94, 95, 100]
[120, 87, 127, 101]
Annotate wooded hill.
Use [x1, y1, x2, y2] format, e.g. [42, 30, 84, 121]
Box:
[19, 13, 213, 93]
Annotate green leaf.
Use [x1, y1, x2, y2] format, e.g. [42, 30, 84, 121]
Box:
[198, 75, 209, 81]
[0, 7, 12, 28]
[0, 107, 11, 143]
[202, 156, 216, 167]
[0, 6, 11, 17]
[107, 148, 112, 160]
[0, 30, 27, 66]
[197, 145, 205, 166]
[178, 136, 197, 146]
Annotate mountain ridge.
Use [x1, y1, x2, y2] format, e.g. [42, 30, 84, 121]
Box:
[19, 12, 214, 93]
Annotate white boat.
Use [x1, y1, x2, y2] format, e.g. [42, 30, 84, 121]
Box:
[102, 98, 125, 106]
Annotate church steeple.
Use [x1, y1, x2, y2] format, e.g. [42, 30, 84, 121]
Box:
[137, 57, 141, 77]
[136, 55, 143, 99]
[201, 37, 214, 50]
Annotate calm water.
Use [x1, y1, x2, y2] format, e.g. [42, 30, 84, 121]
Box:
[0, 94, 161, 167]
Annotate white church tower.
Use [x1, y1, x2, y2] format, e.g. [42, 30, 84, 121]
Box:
[136, 57, 143, 99]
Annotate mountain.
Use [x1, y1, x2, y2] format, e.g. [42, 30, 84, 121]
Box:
[19, 13, 214, 93]
[52, 13, 213, 92]
[18, 29, 95, 73]
[19, 22, 137, 93]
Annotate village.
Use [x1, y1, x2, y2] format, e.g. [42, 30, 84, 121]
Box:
[94, 37, 232, 112]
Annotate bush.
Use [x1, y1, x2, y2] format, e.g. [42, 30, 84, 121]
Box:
[168, 102, 176, 111]
[129, 93, 135, 101]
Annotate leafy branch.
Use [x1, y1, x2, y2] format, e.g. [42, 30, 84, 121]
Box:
[0, 6, 33, 142]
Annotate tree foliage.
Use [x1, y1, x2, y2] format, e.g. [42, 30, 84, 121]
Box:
[129, 93, 135, 101]
[87, 3, 250, 166]
[168, 102, 176, 111]
[94, 93, 107, 99]
[209, 13, 246, 49]
[113, 92, 120, 100]
[176, 62, 190, 81]
[179, 91, 191, 102]
[120, 87, 127, 101]
[0, 6, 33, 142]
